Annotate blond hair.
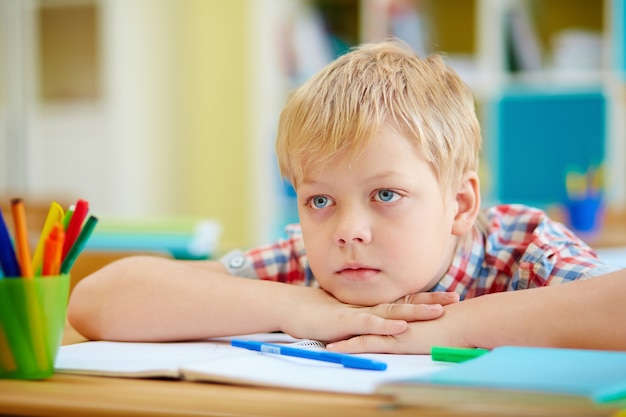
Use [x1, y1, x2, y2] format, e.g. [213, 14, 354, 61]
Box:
[275, 39, 481, 197]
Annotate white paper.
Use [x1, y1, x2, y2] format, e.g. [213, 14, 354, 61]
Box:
[55, 333, 452, 394]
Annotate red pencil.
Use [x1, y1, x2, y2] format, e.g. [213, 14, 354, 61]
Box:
[62, 199, 88, 260]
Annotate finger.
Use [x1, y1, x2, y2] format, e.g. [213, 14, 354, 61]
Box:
[397, 291, 459, 306]
[341, 313, 408, 338]
[326, 334, 420, 354]
[370, 303, 444, 321]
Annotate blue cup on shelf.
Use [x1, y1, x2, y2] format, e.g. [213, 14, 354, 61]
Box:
[564, 193, 603, 235]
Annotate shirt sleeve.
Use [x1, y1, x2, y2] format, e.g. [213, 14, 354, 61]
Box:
[508, 210, 614, 289]
[218, 224, 312, 286]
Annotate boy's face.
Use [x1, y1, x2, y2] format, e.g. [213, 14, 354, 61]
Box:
[296, 125, 461, 306]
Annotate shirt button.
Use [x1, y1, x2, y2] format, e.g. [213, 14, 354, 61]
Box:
[229, 255, 245, 269]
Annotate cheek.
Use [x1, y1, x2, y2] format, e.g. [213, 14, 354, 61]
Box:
[300, 226, 326, 269]
[386, 215, 452, 268]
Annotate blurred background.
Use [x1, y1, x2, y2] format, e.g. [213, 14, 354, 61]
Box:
[0, 0, 624, 256]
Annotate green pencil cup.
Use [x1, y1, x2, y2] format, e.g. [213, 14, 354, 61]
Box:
[0, 274, 70, 379]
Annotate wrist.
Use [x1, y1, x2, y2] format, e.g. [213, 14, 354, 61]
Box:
[442, 300, 482, 348]
[276, 285, 334, 338]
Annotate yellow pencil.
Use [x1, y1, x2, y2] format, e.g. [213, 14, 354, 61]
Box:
[31, 202, 64, 276]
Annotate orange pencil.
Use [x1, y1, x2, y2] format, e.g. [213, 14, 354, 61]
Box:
[10, 198, 33, 278]
[42, 223, 65, 276]
[10, 201, 46, 370]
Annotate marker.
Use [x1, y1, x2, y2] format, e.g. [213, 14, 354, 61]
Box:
[431, 346, 489, 363]
[60, 215, 98, 274]
[231, 340, 387, 371]
[62, 199, 89, 260]
[62, 205, 74, 230]
[42, 223, 65, 276]
[11, 198, 33, 278]
[31, 201, 64, 275]
[0, 208, 20, 277]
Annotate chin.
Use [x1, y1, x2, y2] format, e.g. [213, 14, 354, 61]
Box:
[331, 290, 396, 307]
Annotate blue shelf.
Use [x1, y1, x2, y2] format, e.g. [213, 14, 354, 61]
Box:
[487, 88, 606, 207]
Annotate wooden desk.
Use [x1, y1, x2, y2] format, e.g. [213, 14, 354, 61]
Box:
[0, 325, 453, 417]
[0, 373, 416, 417]
[0, 325, 617, 417]
[4, 371, 602, 417]
[0, 325, 560, 417]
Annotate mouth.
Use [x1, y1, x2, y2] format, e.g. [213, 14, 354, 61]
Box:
[335, 265, 381, 281]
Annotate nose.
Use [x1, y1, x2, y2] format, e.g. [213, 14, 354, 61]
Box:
[333, 208, 372, 247]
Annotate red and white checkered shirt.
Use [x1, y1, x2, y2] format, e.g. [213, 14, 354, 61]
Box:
[220, 204, 615, 300]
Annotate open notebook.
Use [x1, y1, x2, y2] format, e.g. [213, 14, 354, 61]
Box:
[54, 333, 450, 395]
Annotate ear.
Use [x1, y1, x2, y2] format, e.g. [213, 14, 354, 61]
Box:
[451, 171, 481, 236]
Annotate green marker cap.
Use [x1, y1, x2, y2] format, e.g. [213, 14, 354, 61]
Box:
[431, 346, 489, 363]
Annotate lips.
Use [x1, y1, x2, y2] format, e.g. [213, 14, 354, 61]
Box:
[336, 264, 380, 281]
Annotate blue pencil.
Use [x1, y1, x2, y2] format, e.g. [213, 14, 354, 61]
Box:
[0, 208, 20, 277]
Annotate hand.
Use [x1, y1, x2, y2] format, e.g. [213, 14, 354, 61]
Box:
[393, 291, 460, 308]
[325, 300, 468, 354]
[280, 288, 456, 344]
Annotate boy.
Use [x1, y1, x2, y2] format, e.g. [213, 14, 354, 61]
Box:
[68, 40, 626, 353]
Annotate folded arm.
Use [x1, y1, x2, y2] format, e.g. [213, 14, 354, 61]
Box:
[327, 268, 626, 353]
[67, 256, 455, 342]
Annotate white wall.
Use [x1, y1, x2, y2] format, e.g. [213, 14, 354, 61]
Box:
[1, 0, 178, 217]
[248, 0, 335, 244]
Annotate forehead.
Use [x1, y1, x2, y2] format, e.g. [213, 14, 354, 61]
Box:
[298, 126, 425, 185]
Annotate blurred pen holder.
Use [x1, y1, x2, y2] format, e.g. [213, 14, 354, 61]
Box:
[0, 274, 70, 379]
[564, 193, 604, 236]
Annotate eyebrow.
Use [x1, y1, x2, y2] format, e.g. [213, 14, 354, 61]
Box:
[300, 170, 400, 187]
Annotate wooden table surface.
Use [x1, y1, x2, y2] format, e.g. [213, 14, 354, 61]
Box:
[1, 324, 619, 417]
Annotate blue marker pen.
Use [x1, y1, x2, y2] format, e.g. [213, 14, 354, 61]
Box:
[231, 340, 387, 371]
[0, 209, 20, 277]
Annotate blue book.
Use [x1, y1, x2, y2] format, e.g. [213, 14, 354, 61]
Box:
[377, 346, 626, 415]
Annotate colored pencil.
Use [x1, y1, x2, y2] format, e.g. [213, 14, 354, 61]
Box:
[61, 215, 98, 274]
[42, 223, 65, 276]
[62, 205, 74, 230]
[0, 208, 20, 277]
[62, 199, 89, 260]
[10, 198, 33, 278]
[31, 201, 64, 275]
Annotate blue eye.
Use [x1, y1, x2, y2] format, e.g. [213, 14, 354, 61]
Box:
[310, 196, 331, 209]
[375, 189, 399, 203]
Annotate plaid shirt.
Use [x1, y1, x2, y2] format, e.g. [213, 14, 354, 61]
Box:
[220, 204, 614, 300]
